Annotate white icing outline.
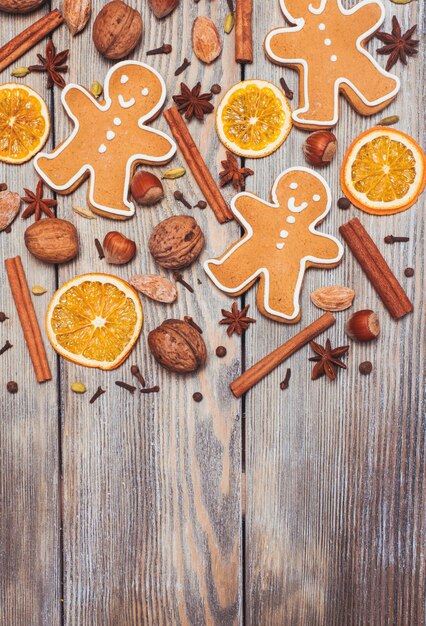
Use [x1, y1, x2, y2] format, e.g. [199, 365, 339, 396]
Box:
[34, 60, 176, 218]
[203, 167, 344, 321]
[264, 0, 400, 126]
[309, 0, 327, 14]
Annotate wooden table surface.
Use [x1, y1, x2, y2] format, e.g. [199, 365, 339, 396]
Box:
[0, 1, 424, 625]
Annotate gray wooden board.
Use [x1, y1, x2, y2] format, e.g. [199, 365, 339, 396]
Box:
[0, 0, 425, 625]
[245, 1, 425, 625]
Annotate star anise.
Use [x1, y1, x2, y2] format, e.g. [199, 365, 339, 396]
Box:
[21, 180, 57, 220]
[173, 82, 214, 121]
[376, 16, 419, 72]
[219, 151, 254, 191]
[309, 339, 349, 381]
[29, 40, 69, 89]
[219, 302, 256, 337]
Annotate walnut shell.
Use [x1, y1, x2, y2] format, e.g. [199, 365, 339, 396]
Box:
[92, 0, 142, 60]
[148, 215, 204, 269]
[0, 0, 45, 13]
[148, 319, 207, 373]
[24, 218, 79, 264]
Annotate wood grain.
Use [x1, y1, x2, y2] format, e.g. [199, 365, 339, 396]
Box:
[51, 1, 242, 624]
[0, 8, 61, 625]
[244, 1, 425, 625]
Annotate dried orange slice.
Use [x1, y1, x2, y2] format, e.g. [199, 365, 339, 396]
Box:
[341, 127, 426, 215]
[216, 79, 292, 158]
[0, 83, 50, 164]
[46, 274, 143, 370]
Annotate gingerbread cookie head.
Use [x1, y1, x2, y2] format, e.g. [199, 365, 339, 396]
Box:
[264, 0, 400, 129]
[34, 61, 176, 219]
[204, 167, 344, 323]
[108, 62, 165, 122]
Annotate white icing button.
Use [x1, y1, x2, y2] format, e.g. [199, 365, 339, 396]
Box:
[276, 242, 285, 250]
[106, 130, 115, 140]
[331, 55, 337, 62]
[279, 230, 289, 238]
[286, 216, 296, 224]
[141, 87, 149, 96]
[120, 75, 129, 84]
[313, 194, 321, 202]
[290, 182, 298, 189]
[319, 23, 326, 30]
[324, 38, 331, 46]
[98, 144, 107, 154]
[113, 117, 122, 126]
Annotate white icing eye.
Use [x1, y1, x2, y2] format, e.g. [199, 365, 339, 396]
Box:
[331, 55, 337, 62]
[120, 75, 129, 84]
[113, 117, 122, 126]
[313, 194, 321, 202]
[290, 182, 298, 189]
[276, 242, 285, 250]
[324, 39, 331, 46]
[141, 87, 149, 96]
[286, 216, 296, 224]
[98, 144, 107, 154]
[279, 230, 288, 238]
[319, 23, 326, 31]
[106, 131, 115, 140]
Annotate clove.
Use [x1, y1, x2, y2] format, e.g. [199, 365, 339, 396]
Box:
[174, 190, 192, 209]
[0, 340, 12, 356]
[140, 385, 160, 394]
[384, 235, 409, 244]
[147, 43, 172, 56]
[173, 272, 194, 293]
[175, 58, 191, 76]
[130, 364, 145, 387]
[94, 238, 104, 260]
[89, 386, 106, 404]
[279, 77, 293, 100]
[115, 380, 136, 394]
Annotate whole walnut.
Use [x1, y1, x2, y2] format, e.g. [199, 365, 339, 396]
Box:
[0, 0, 45, 12]
[148, 319, 207, 373]
[149, 215, 204, 269]
[93, 1, 142, 59]
[24, 218, 79, 264]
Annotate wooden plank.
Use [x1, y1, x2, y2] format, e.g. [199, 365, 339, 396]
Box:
[244, 1, 425, 625]
[0, 8, 61, 626]
[51, 1, 242, 623]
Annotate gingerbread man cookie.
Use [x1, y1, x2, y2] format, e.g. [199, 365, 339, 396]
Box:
[204, 168, 344, 323]
[34, 61, 176, 219]
[264, 0, 400, 130]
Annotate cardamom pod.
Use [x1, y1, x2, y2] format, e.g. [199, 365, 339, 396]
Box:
[224, 12, 235, 34]
[71, 382, 87, 394]
[11, 67, 31, 78]
[377, 115, 399, 126]
[162, 167, 186, 180]
[31, 285, 47, 295]
[90, 81, 103, 99]
[73, 205, 97, 219]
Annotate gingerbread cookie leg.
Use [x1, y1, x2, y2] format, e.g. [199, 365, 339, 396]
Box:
[256, 267, 303, 322]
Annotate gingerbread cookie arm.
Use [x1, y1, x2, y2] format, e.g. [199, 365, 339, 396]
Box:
[265, 26, 305, 65]
[34, 86, 100, 189]
[129, 126, 176, 164]
[301, 229, 344, 264]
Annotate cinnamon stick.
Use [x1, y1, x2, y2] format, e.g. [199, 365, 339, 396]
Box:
[339, 218, 413, 320]
[230, 312, 335, 397]
[235, 0, 253, 64]
[5, 256, 51, 383]
[164, 106, 233, 224]
[0, 9, 64, 73]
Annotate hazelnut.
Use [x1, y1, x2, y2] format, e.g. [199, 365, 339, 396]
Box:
[131, 171, 164, 206]
[346, 309, 380, 342]
[0, 0, 45, 12]
[24, 218, 79, 264]
[302, 130, 337, 166]
[103, 231, 136, 265]
[149, 215, 204, 269]
[148, 0, 179, 19]
[92, 0, 142, 60]
[148, 318, 207, 373]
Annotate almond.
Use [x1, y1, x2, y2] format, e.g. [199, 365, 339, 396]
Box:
[148, 0, 179, 19]
[130, 274, 177, 304]
[63, 0, 91, 36]
[0, 191, 21, 231]
[192, 16, 222, 64]
[311, 286, 355, 312]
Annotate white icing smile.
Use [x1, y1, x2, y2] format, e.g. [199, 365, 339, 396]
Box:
[288, 197, 308, 212]
[118, 95, 135, 108]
